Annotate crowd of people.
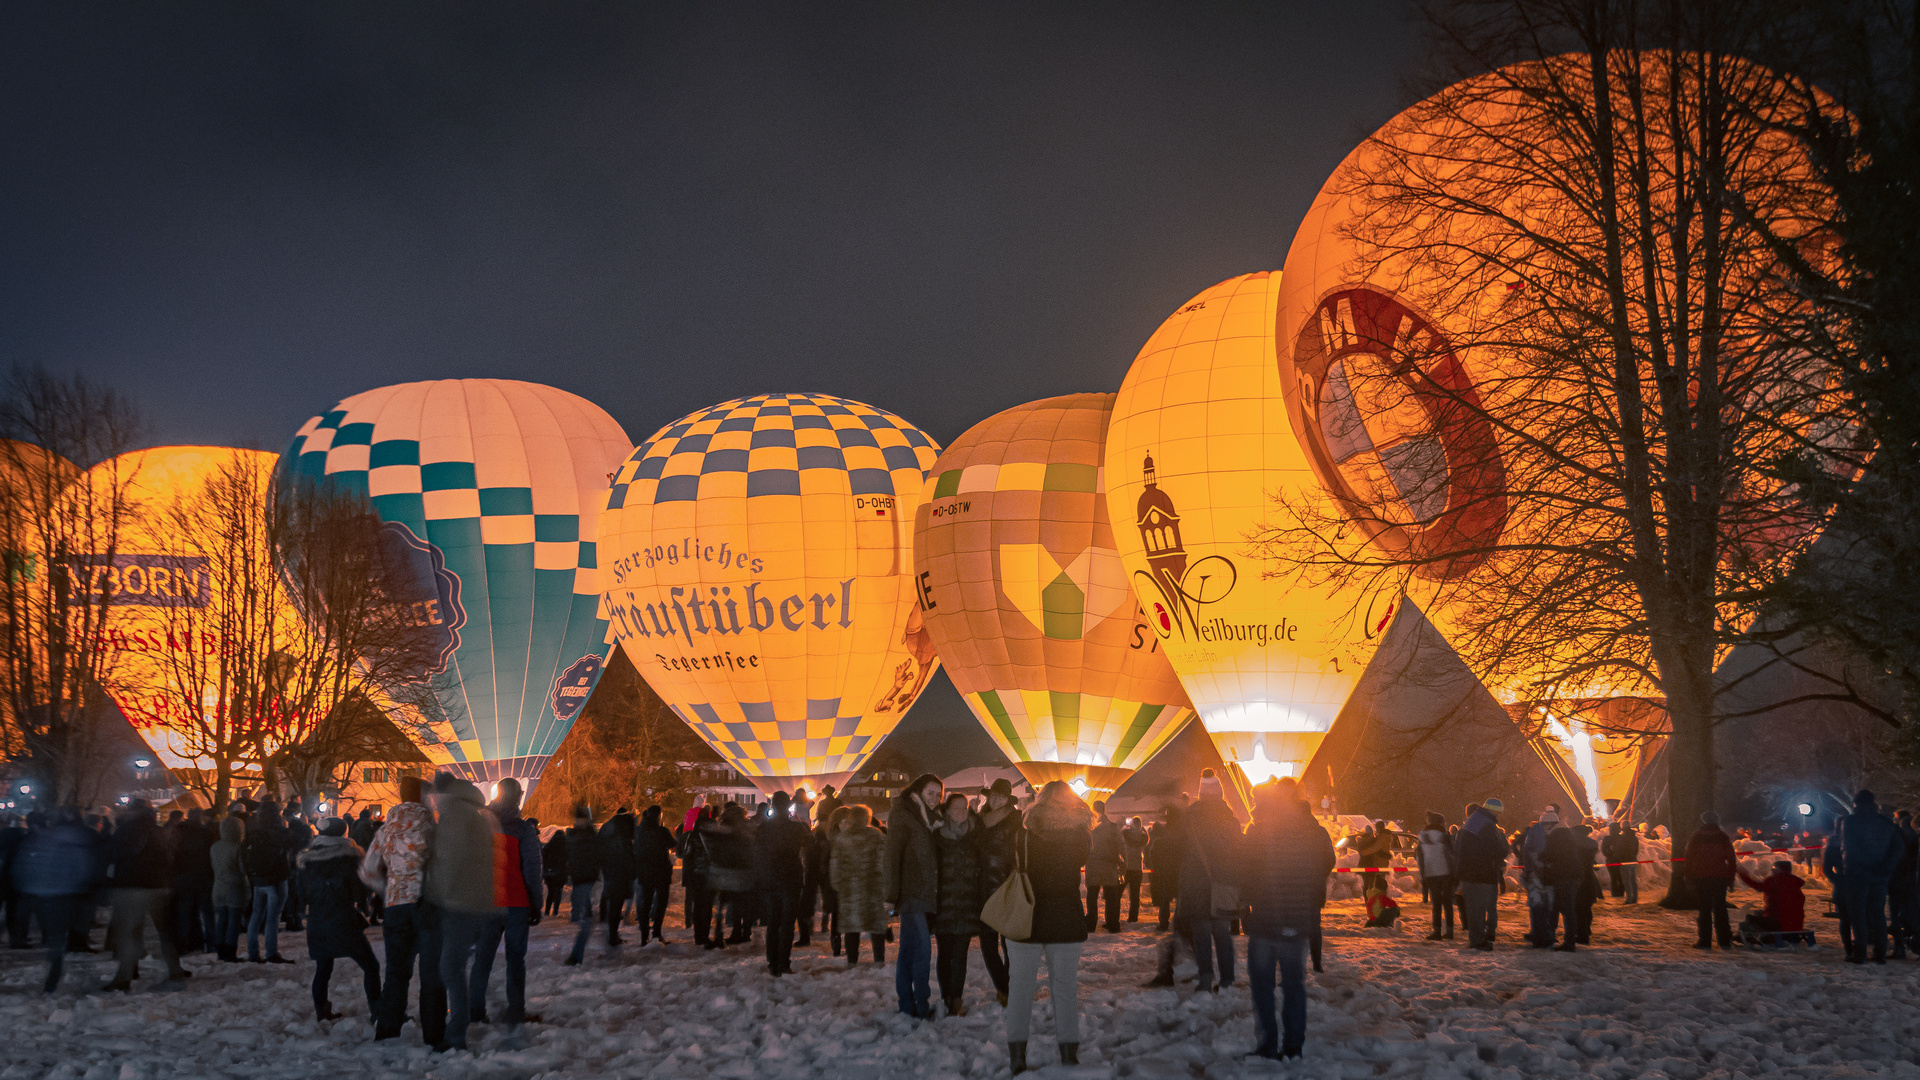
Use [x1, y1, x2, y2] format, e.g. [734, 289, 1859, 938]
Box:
[3, 772, 1920, 1070]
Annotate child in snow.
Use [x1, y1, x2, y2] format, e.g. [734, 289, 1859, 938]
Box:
[1737, 861, 1810, 947]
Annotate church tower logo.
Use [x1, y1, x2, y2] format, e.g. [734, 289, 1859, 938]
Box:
[1131, 454, 1235, 641]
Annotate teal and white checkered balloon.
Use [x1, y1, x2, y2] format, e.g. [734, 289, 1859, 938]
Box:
[279, 379, 633, 787]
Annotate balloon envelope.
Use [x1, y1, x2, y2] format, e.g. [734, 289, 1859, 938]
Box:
[599, 393, 940, 796]
[280, 379, 632, 787]
[1106, 273, 1396, 803]
[914, 393, 1193, 793]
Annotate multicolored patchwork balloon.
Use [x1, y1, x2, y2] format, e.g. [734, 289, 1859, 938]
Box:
[598, 393, 940, 795]
[913, 394, 1194, 794]
[279, 379, 632, 788]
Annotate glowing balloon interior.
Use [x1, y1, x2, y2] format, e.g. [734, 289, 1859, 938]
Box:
[913, 393, 1194, 792]
[1105, 272, 1396, 803]
[281, 379, 632, 787]
[599, 393, 941, 795]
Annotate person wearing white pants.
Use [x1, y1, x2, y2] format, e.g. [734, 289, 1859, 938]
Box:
[1003, 781, 1093, 1075]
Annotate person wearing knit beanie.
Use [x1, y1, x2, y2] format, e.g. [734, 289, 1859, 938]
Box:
[1198, 769, 1223, 801]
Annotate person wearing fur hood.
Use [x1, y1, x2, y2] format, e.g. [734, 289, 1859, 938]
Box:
[429, 772, 501, 1052]
[297, 818, 380, 1021]
[1004, 780, 1093, 1075]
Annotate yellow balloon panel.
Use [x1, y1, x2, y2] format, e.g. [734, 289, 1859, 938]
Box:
[599, 394, 941, 792]
[1106, 273, 1397, 785]
[78, 447, 333, 773]
[913, 394, 1194, 781]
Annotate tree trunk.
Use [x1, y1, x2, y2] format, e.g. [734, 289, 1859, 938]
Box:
[1659, 673, 1717, 909]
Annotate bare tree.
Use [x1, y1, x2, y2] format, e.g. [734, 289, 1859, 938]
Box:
[526, 651, 710, 824]
[1255, 3, 1858, 903]
[0, 365, 146, 807]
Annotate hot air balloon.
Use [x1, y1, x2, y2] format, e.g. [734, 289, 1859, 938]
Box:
[77, 447, 317, 782]
[1274, 56, 1844, 804]
[1105, 273, 1398, 806]
[280, 380, 632, 790]
[598, 393, 940, 796]
[913, 393, 1193, 795]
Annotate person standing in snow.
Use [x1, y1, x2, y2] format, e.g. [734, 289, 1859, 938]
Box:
[807, 807, 840, 955]
[598, 808, 638, 946]
[1143, 797, 1195, 985]
[703, 802, 755, 946]
[1121, 816, 1149, 924]
[635, 805, 676, 946]
[428, 773, 501, 1053]
[542, 826, 569, 918]
[297, 818, 381, 1021]
[11, 807, 101, 992]
[242, 798, 294, 964]
[1519, 805, 1561, 948]
[361, 775, 443, 1047]
[974, 780, 1020, 1004]
[103, 798, 189, 992]
[753, 791, 811, 976]
[208, 814, 247, 963]
[884, 773, 944, 1018]
[830, 804, 888, 966]
[1829, 789, 1907, 963]
[930, 793, 985, 1016]
[1887, 808, 1918, 958]
[1602, 821, 1641, 903]
[1454, 799, 1509, 951]
[680, 806, 716, 948]
[1242, 790, 1335, 1060]
[561, 804, 602, 966]
[1541, 816, 1599, 951]
[1683, 811, 1739, 951]
[1181, 779, 1243, 991]
[1085, 800, 1124, 933]
[1415, 812, 1456, 941]
[470, 778, 542, 1036]
[168, 808, 215, 954]
[1004, 780, 1092, 1075]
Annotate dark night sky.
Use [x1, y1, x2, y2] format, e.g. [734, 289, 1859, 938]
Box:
[1, 1, 1425, 772]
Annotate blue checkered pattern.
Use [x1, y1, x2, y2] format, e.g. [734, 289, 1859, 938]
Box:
[607, 393, 937, 510]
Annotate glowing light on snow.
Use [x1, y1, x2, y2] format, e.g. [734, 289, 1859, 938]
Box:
[1541, 709, 1607, 820]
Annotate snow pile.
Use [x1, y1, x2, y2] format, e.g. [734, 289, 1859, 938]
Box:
[0, 883, 1914, 1080]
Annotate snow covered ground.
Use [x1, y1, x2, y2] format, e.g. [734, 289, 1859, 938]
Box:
[2, 882, 1916, 1080]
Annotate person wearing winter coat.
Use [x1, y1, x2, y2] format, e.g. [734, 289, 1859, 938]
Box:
[1541, 818, 1600, 951]
[1144, 799, 1195, 985]
[1600, 821, 1641, 903]
[1683, 811, 1740, 950]
[298, 818, 381, 1020]
[208, 816, 248, 962]
[1737, 861, 1808, 943]
[541, 829, 569, 918]
[1518, 807, 1562, 947]
[806, 811, 839, 954]
[1415, 812, 1457, 941]
[829, 804, 889, 965]
[1146, 808, 1183, 932]
[242, 799, 293, 963]
[1121, 817, 1149, 923]
[561, 805, 603, 966]
[428, 773, 501, 1052]
[930, 793, 985, 1016]
[10, 808, 100, 992]
[974, 780, 1021, 1002]
[470, 778, 542, 1036]
[1241, 789, 1335, 1061]
[753, 791, 811, 976]
[1085, 801, 1125, 933]
[679, 807, 715, 948]
[168, 809, 216, 953]
[598, 810, 638, 946]
[633, 804, 676, 946]
[1454, 800, 1510, 951]
[885, 773, 944, 1018]
[1004, 780, 1092, 1076]
[1830, 789, 1908, 963]
[282, 805, 313, 932]
[1888, 809, 1918, 958]
[361, 776, 442, 1047]
[104, 798, 188, 991]
[702, 804, 755, 946]
[1180, 794, 1242, 991]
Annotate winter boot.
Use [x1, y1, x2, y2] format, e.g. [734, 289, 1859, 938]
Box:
[1060, 1043, 1079, 1065]
[315, 1002, 341, 1021]
[1007, 1042, 1027, 1075]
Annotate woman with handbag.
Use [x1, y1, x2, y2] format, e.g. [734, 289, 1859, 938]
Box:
[830, 805, 888, 965]
[1180, 793, 1243, 992]
[1000, 780, 1092, 1075]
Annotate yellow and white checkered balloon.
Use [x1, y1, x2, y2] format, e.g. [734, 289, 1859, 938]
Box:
[598, 394, 941, 794]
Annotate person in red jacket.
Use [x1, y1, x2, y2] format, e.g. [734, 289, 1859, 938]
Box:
[1683, 811, 1739, 950]
[1737, 861, 1807, 944]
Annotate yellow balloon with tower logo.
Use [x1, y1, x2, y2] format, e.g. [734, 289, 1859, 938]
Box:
[1105, 272, 1398, 805]
[598, 393, 941, 795]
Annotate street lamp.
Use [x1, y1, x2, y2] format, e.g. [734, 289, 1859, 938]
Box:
[133, 758, 152, 769]
[1796, 802, 1813, 817]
